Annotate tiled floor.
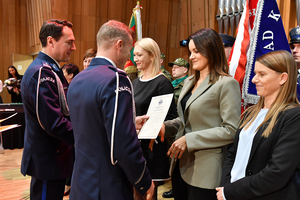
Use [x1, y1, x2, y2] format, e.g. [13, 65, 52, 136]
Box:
[0, 149, 173, 200]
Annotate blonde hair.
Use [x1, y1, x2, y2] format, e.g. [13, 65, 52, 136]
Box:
[240, 50, 299, 137]
[134, 38, 161, 77]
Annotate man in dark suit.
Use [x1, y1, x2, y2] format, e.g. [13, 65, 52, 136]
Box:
[67, 20, 154, 200]
[21, 19, 76, 199]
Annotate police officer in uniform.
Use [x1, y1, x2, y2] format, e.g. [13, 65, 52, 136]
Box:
[21, 19, 76, 199]
[290, 26, 300, 84]
[67, 20, 154, 200]
[219, 33, 236, 61]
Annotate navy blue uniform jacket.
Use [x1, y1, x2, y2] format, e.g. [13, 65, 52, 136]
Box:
[221, 107, 300, 200]
[67, 58, 152, 200]
[21, 52, 74, 180]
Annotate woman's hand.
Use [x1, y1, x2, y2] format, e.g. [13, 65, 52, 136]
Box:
[167, 136, 187, 159]
[13, 87, 20, 94]
[216, 187, 225, 200]
[148, 123, 165, 151]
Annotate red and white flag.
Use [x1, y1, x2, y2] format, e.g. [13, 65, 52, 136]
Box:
[228, 0, 258, 112]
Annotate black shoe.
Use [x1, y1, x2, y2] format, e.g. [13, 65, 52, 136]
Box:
[162, 189, 174, 198]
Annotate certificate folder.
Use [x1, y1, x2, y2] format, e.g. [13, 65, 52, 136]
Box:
[138, 93, 173, 139]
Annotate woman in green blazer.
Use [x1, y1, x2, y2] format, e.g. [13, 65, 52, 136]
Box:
[162, 28, 241, 200]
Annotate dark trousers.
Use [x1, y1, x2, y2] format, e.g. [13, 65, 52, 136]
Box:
[172, 162, 217, 200]
[30, 177, 65, 200]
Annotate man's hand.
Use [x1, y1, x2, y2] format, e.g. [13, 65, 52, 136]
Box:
[144, 181, 155, 200]
[135, 115, 149, 130]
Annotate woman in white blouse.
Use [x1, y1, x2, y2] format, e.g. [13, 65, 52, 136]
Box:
[217, 50, 300, 200]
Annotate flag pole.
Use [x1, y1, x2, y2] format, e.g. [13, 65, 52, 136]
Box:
[296, 0, 300, 26]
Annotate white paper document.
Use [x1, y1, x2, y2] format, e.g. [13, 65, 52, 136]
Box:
[138, 93, 173, 139]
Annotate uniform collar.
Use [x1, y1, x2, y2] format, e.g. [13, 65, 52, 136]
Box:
[38, 51, 61, 72]
[89, 56, 126, 74]
[94, 56, 117, 68]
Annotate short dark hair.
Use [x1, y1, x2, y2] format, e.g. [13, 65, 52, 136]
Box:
[39, 19, 73, 47]
[62, 63, 80, 77]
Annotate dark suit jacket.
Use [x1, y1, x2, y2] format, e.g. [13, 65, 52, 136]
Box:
[67, 58, 152, 200]
[21, 52, 74, 180]
[221, 107, 300, 200]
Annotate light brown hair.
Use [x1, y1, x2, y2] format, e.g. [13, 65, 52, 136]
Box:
[240, 50, 299, 137]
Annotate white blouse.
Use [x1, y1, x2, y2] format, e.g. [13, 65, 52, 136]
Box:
[230, 109, 268, 183]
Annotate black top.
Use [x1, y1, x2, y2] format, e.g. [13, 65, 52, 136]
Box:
[181, 85, 194, 113]
[132, 73, 177, 180]
[133, 74, 177, 120]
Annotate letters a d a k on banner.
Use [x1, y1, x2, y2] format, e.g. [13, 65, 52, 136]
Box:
[242, 0, 291, 104]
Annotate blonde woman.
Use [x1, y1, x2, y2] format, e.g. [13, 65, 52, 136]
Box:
[132, 37, 177, 200]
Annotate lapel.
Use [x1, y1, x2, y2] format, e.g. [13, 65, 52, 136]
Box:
[185, 75, 212, 113]
[248, 128, 264, 163]
[247, 111, 280, 163]
[177, 75, 195, 119]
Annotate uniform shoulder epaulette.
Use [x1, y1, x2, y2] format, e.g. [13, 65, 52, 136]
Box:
[42, 62, 60, 72]
[42, 62, 52, 70]
[108, 65, 127, 76]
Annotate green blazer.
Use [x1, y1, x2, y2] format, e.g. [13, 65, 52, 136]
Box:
[165, 74, 241, 189]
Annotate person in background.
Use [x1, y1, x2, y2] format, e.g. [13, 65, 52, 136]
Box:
[7, 65, 23, 103]
[61, 62, 79, 196]
[20, 19, 75, 200]
[289, 27, 300, 82]
[67, 20, 154, 200]
[162, 57, 189, 199]
[133, 37, 178, 200]
[219, 33, 235, 61]
[161, 28, 241, 200]
[160, 52, 173, 82]
[217, 50, 300, 200]
[288, 27, 300, 101]
[62, 63, 80, 84]
[83, 48, 96, 69]
[169, 58, 190, 105]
